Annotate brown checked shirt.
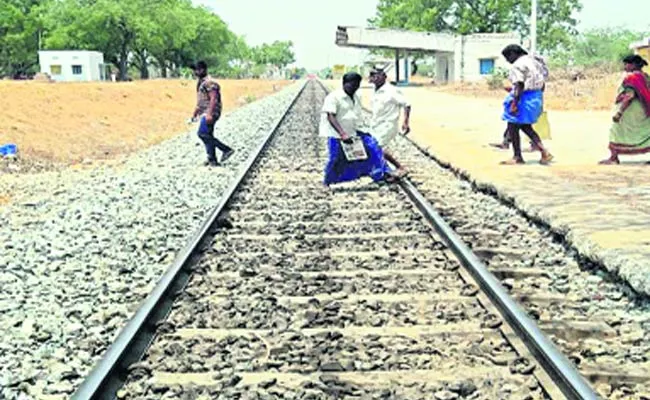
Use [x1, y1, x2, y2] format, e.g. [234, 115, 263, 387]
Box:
[196, 75, 222, 119]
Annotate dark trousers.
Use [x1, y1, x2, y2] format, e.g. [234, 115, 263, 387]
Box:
[506, 123, 543, 159]
[198, 118, 232, 162]
[503, 126, 534, 148]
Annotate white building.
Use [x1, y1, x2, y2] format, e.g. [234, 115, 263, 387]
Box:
[336, 26, 528, 84]
[38, 50, 106, 82]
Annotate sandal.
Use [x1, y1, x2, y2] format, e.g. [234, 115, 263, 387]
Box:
[540, 153, 554, 165]
[383, 171, 399, 183]
[395, 169, 409, 179]
[500, 158, 525, 165]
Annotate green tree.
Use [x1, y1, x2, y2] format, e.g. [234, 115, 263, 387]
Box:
[369, 0, 582, 52]
[221, 35, 253, 78]
[251, 40, 295, 68]
[40, 0, 241, 80]
[189, 8, 239, 77]
[151, 5, 240, 78]
[0, 0, 46, 77]
[1, 0, 269, 80]
[142, 0, 197, 78]
[43, 0, 141, 81]
[268, 40, 296, 68]
[288, 66, 307, 79]
[561, 28, 648, 68]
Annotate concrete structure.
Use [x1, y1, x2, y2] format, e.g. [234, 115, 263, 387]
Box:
[336, 26, 527, 85]
[630, 37, 650, 73]
[38, 50, 106, 82]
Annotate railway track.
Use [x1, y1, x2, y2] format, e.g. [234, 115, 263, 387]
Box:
[72, 80, 600, 399]
[370, 114, 650, 399]
[319, 82, 650, 399]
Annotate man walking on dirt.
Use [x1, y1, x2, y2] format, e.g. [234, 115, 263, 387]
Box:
[369, 67, 411, 177]
[190, 60, 234, 167]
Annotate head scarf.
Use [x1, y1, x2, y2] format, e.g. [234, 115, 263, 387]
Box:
[623, 54, 649, 70]
[501, 44, 528, 59]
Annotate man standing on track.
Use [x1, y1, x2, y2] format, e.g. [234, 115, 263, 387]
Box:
[369, 67, 412, 177]
[321, 72, 391, 186]
[190, 60, 235, 167]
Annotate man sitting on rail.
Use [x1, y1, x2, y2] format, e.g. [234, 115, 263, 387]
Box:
[320, 72, 393, 186]
[189, 60, 235, 167]
[369, 67, 412, 178]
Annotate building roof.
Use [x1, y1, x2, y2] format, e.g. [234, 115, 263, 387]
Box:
[336, 26, 521, 53]
[630, 37, 650, 49]
[38, 50, 103, 55]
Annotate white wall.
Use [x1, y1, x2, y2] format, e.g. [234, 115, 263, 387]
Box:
[435, 53, 454, 83]
[38, 51, 104, 82]
[435, 33, 526, 83]
[89, 52, 105, 81]
[394, 53, 411, 83]
[461, 34, 520, 82]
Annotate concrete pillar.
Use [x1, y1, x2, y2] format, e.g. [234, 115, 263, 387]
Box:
[453, 37, 463, 83]
[403, 50, 409, 84]
[394, 49, 400, 83]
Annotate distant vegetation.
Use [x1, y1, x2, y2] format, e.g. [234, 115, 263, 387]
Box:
[548, 27, 649, 72]
[369, 0, 582, 53]
[0, 0, 299, 80]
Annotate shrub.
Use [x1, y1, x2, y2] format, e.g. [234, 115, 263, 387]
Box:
[487, 67, 509, 90]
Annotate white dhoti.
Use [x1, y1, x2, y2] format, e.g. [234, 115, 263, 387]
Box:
[373, 121, 400, 150]
[371, 83, 409, 150]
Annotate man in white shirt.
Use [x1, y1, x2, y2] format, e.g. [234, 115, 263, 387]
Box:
[320, 72, 391, 186]
[319, 73, 363, 141]
[369, 68, 411, 177]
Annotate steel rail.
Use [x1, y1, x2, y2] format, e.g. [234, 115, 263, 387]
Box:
[397, 178, 599, 400]
[71, 79, 310, 400]
[315, 79, 598, 399]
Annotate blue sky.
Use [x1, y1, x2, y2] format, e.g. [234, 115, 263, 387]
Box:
[195, 0, 650, 70]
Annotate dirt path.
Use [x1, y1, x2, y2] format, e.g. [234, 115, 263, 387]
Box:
[0, 79, 290, 167]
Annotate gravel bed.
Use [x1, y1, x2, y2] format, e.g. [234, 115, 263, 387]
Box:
[120, 374, 542, 400]
[384, 135, 650, 399]
[228, 220, 428, 235]
[0, 82, 304, 399]
[228, 207, 416, 223]
[1, 156, 63, 175]
[187, 271, 466, 297]
[140, 330, 513, 374]
[169, 296, 488, 330]
[195, 251, 454, 273]
[212, 234, 443, 255]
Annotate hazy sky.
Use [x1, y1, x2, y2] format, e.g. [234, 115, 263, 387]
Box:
[195, 0, 649, 70]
